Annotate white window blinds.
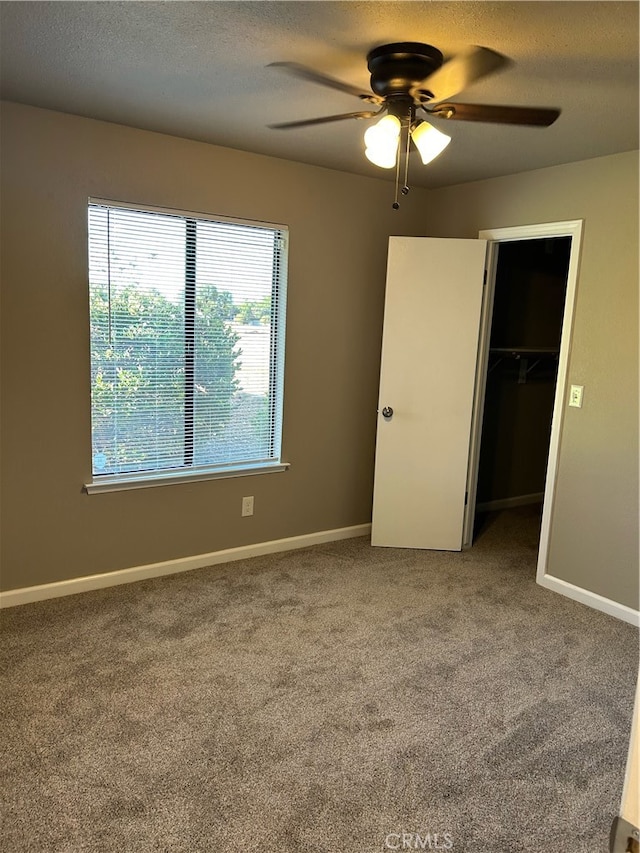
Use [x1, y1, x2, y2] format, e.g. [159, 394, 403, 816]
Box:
[88, 200, 287, 482]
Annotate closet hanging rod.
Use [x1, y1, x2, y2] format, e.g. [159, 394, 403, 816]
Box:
[489, 347, 559, 357]
[488, 349, 559, 379]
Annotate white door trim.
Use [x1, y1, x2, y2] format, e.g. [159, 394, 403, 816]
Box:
[462, 246, 497, 546]
[471, 221, 584, 583]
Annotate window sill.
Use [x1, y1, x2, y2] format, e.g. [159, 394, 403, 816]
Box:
[84, 462, 290, 494]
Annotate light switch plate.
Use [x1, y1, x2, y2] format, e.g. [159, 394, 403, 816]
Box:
[569, 384, 584, 408]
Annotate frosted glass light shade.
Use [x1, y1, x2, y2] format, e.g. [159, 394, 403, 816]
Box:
[364, 115, 401, 169]
[410, 121, 451, 164]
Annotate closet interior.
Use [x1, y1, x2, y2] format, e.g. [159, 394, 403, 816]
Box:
[474, 236, 571, 535]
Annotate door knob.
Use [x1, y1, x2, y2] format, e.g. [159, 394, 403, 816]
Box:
[381, 406, 394, 419]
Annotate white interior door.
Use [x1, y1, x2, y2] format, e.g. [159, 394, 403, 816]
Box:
[371, 236, 487, 550]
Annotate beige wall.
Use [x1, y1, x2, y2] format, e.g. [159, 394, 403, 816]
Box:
[424, 152, 639, 610]
[2, 102, 638, 614]
[0, 101, 428, 591]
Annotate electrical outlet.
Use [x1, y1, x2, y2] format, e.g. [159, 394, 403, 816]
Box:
[241, 496, 254, 517]
[569, 384, 584, 408]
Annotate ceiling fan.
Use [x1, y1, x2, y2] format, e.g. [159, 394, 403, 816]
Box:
[268, 43, 560, 206]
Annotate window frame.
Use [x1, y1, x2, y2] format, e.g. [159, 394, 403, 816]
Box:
[84, 198, 289, 495]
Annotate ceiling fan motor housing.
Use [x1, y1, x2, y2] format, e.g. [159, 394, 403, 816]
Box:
[367, 42, 444, 100]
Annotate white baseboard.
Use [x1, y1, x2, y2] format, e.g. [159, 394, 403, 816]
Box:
[0, 523, 372, 609]
[538, 573, 640, 626]
[5, 524, 636, 628]
[476, 493, 544, 511]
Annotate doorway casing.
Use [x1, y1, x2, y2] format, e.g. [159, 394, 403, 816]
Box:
[464, 220, 583, 586]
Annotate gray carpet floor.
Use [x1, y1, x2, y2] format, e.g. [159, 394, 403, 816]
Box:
[1, 506, 638, 853]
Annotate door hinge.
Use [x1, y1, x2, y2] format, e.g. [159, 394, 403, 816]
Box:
[483, 269, 488, 285]
[465, 491, 469, 506]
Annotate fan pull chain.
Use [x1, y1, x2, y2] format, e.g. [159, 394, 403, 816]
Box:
[392, 136, 401, 210]
[402, 119, 411, 197]
[392, 118, 412, 210]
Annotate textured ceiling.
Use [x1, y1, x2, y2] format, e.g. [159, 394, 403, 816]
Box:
[1, 1, 638, 188]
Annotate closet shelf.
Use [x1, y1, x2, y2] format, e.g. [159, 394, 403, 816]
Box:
[488, 347, 559, 384]
[489, 347, 559, 356]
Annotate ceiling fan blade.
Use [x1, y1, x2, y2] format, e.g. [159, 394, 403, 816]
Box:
[268, 62, 381, 104]
[268, 110, 380, 130]
[429, 102, 561, 127]
[412, 46, 510, 103]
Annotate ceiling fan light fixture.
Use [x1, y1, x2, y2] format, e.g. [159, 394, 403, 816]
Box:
[410, 120, 451, 165]
[364, 114, 401, 168]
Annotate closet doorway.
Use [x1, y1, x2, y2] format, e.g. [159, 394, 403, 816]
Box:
[464, 221, 584, 583]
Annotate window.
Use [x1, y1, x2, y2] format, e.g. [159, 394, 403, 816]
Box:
[86, 199, 288, 492]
